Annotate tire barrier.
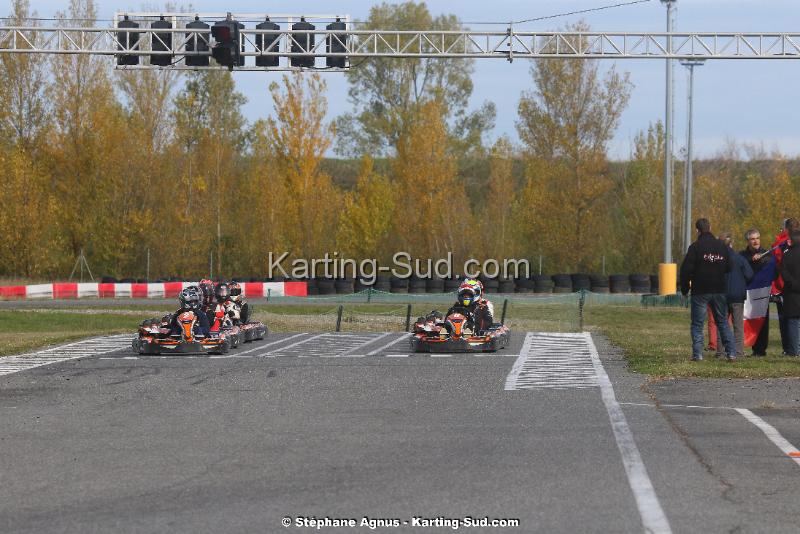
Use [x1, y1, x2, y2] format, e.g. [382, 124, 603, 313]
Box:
[629, 274, 651, 294]
[334, 278, 355, 294]
[389, 276, 408, 293]
[609, 274, 631, 293]
[589, 274, 610, 293]
[571, 273, 591, 291]
[498, 277, 516, 294]
[533, 274, 554, 294]
[425, 277, 445, 293]
[552, 274, 573, 293]
[514, 277, 534, 293]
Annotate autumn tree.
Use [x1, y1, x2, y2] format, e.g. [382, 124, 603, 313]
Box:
[481, 137, 518, 259]
[392, 101, 467, 260]
[515, 23, 632, 271]
[336, 156, 396, 262]
[335, 1, 495, 157]
[0, 0, 50, 150]
[257, 73, 339, 261]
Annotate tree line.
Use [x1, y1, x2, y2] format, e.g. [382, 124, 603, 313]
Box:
[1, 0, 798, 281]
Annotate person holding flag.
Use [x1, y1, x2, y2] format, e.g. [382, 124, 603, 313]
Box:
[740, 229, 773, 356]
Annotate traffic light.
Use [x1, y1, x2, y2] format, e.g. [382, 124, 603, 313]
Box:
[211, 17, 240, 70]
[116, 15, 140, 66]
[291, 17, 315, 68]
[150, 16, 173, 66]
[185, 16, 210, 67]
[256, 16, 280, 67]
[326, 17, 347, 68]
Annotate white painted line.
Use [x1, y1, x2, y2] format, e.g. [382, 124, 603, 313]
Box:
[340, 332, 392, 357]
[585, 332, 672, 534]
[736, 408, 800, 466]
[233, 333, 308, 356]
[504, 332, 535, 390]
[366, 333, 409, 355]
[385, 353, 409, 358]
[261, 333, 328, 356]
[620, 402, 738, 411]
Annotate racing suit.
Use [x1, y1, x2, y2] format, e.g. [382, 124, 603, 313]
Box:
[446, 298, 494, 333]
[167, 307, 211, 337]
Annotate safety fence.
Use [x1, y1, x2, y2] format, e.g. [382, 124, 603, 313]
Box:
[253, 289, 688, 334]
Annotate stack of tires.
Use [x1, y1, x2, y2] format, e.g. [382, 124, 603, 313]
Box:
[426, 277, 446, 293]
[533, 274, 554, 293]
[374, 275, 391, 292]
[609, 274, 631, 293]
[390, 276, 408, 293]
[515, 277, 534, 293]
[479, 274, 500, 294]
[552, 274, 573, 293]
[335, 278, 354, 294]
[444, 277, 461, 294]
[589, 274, 610, 293]
[650, 274, 659, 293]
[497, 276, 516, 294]
[306, 278, 318, 295]
[408, 276, 427, 294]
[629, 274, 651, 294]
[316, 277, 336, 295]
[571, 273, 591, 292]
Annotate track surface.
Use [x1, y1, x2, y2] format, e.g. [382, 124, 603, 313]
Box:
[2, 332, 800, 533]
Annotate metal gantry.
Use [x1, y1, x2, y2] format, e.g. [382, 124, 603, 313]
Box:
[1, 23, 799, 71]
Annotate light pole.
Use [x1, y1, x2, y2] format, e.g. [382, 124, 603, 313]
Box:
[681, 59, 705, 255]
[659, 0, 677, 294]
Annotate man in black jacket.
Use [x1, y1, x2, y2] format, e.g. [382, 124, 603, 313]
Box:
[778, 229, 800, 356]
[680, 218, 736, 361]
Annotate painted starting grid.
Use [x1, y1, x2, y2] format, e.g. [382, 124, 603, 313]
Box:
[505, 332, 599, 390]
[0, 334, 131, 377]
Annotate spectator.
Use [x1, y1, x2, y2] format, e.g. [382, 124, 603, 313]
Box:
[739, 228, 771, 356]
[771, 218, 800, 355]
[715, 232, 753, 358]
[680, 218, 736, 361]
[778, 228, 800, 356]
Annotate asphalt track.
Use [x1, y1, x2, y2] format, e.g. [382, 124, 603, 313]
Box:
[2, 331, 800, 533]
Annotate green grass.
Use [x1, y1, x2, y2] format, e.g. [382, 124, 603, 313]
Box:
[0, 310, 142, 356]
[2, 300, 799, 379]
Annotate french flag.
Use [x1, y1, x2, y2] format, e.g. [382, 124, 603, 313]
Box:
[743, 257, 776, 346]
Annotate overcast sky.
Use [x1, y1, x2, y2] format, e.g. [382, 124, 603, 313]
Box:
[19, 0, 800, 159]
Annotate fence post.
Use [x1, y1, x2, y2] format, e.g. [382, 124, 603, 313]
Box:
[405, 304, 412, 332]
[579, 289, 586, 331]
[500, 298, 508, 325]
[336, 305, 343, 332]
[267, 288, 271, 302]
[367, 287, 372, 303]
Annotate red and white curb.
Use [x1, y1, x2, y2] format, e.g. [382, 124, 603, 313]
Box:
[0, 281, 307, 299]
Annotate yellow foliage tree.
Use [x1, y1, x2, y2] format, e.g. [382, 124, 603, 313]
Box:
[261, 73, 339, 260]
[336, 156, 396, 262]
[392, 100, 467, 261]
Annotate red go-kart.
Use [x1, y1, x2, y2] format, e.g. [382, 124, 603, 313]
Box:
[411, 311, 510, 353]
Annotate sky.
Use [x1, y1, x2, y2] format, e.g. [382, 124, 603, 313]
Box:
[19, 0, 800, 159]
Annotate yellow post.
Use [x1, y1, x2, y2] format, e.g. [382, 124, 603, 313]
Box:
[658, 263, 677, 295]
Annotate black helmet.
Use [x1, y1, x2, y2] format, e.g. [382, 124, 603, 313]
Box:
[179, 287, 201, 310]
[215, 282, 230, 302]
[229, 281, 243, 303]
[457, 286, 477, 307]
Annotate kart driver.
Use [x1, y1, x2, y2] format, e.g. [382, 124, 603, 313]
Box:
[209, 282, 240, 331]
[446, 278, 494, 333]
[168, 286, 210, 336]
[228, 281, 250, 324]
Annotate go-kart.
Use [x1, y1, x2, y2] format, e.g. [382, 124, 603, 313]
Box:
[411, 310, 510, 353]
[238, 321, 267, 341]
[132, 311, 230, 355]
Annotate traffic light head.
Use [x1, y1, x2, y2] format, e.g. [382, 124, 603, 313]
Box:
[211, 19, 239, 70]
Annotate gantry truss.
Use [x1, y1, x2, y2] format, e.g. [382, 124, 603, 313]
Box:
[1, 15, 799, 71]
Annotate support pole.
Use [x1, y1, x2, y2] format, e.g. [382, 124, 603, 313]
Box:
[681, 59, 704, 256]
[335, 305, 343, 332]
[500, 298, 508, 325]
[660, 0, 678, 295]
[404, 304, 412, 332]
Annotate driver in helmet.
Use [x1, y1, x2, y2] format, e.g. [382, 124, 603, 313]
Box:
[228, 281, 250, 324]
[209, 282, 240, 331]
[198, 279, 215, 312]
[167, 286, 211, 336]
[446, 278, 495, 333]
